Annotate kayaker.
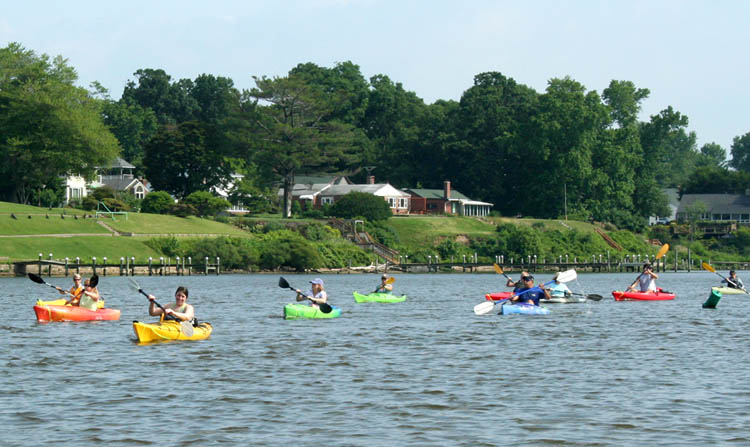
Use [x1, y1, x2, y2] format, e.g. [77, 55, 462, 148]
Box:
[296, 278, 328, 309]
[147, 286, 194, 322]
[56, 273, 84, 306]
[78, 278, 101, 311]
[722, 270, 744, 289]
[507, 270, 530, 289]
[508, 275, 550, 306]
[547, 272, 572, 297]
[374, 274, 393, 294]
[628, 263, 658, 293]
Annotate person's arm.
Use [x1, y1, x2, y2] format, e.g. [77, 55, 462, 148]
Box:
[82, 288, 100, 301]
[309, 291, 327, 304]
[505, 278, 515, 287]
[148, 294, 163, 316]
[164, 304, 194, 322]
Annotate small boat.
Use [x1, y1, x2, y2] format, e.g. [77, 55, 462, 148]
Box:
[34, 303, 120, 322]
[283, 303, 342, 320]
[612, 289, 675, 301]
[485, 292, 512, 301]
[353, 291, 406, 303]
[499, 303, 550, 315]
[541, 295, 587, 304]
[711, 286, 747, 295]
[132, 320, 213, 343]
[36, 298, 105, 309]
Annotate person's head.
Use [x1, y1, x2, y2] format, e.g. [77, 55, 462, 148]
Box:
[310, 278, 324, 290]
[643, 263, 652, 272]
[83, 278, 93, 289]
[521, 274, 534, 286]
[553, 272, 560, 283]
[730, 270, 736, 277]
[381, 274, 388, 283]
[175, 286, 188, 304]
[73, 274, 82, 284]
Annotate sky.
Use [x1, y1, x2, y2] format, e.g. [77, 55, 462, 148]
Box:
[2, 0, 749, 152]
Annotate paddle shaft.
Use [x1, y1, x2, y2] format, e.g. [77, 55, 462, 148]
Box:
[137, 289, 179, 321]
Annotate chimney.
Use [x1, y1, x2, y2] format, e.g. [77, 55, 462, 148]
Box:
[367, 175, 375, 184]
[444, 180, 451, 199]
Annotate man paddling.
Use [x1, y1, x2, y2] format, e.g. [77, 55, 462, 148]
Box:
[628, 263, 658, 293]
[722, 270, 744, 289]
[508, 275, 550, 306]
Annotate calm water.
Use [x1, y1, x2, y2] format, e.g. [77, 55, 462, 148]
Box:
[1, 271, 748, 446]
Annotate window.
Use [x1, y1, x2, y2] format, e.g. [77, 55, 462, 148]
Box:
[398, 198, 408, 208]
[134, 186, 145, 199]
[388, 198, 396, 208]
[321, 197, 333, 205]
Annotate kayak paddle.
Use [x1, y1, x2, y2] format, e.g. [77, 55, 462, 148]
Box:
[493, 263, 515, 282]
[128, 278, 194, 336]
[627, 243, 669, 291]
[279, 276, 332, 314]
[702, 262, 748, 293]
[28, 272, 71, 294]
[474, 269, 577, 315]
[569, 292, 603, 301]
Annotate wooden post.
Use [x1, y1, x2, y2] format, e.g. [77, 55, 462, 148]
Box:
[65, 257, 69, 277]
[216, 257, 220, 275]
[148, 257, 153, 276]
[92, 257, 97, 276]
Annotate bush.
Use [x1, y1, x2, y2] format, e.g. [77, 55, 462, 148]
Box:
[328, 191, 392, 221]
[81, 196, 98, 211]
[170, 203, 198, 217]
[91, 186, 115, 201]
[101, 198, 130, 212]
[183, 191, 231, 217]
[141, 191, 174, 214]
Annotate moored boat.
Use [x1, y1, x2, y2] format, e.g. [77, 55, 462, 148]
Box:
[283, 303, 342, 320]
[485, 292, 512, 301]
[353, 291, 406, 303]
[132, 320, 213, 343]
[612, 290, 675, 301]
[34, 304, 120, 322]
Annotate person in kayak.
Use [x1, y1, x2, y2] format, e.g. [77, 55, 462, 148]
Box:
[507, 270, 530, 289]
[296, 278, 328, 309]
[56, 273, 84, 306]
[722, 270, 744, 289]
[78, 278, 101, 310]
[374, 274, 393, 294]
[147, 286, 194, 322]
[628, 263, 658, 293]
[508, 275, 550, 306]
[547, 272, 572, 298]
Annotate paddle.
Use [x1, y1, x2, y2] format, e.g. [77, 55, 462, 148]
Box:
[493, 264, 515, 283]
[28, 273, 95, 304]
[128, 278, 193, 337]
[278, 277, 333, 314]
[569, 292, 604, 301]
[627, 243, 669, 291]
[702, 262, 748, 293]
[474, 269, 577, 315]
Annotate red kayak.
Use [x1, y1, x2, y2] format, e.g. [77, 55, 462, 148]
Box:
[612, 289, 675, 301]
[485, 292, 512, 301]
[34, 304, 121, 322]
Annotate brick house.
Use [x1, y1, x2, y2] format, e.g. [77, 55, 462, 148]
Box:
[403, 181, 493, 217]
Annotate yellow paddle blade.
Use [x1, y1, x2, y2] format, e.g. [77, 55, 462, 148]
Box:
[386, 277, 395, 284]
[493, 263, 504, 275]
[702, 262, 716, 273]
[655, 243, 670, 260]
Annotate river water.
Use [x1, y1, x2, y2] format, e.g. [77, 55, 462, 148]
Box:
[1, 271, 747, 446]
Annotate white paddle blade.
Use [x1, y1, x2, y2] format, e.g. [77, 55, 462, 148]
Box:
[474, 301, 495, 315]
[556, 269, 577, 283]
[180, 320, 194, 337]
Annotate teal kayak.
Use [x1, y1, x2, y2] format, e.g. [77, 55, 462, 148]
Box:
[283, 303, 341, 320]
[353, 291, 407, 303]
[499, 303, 550, 315]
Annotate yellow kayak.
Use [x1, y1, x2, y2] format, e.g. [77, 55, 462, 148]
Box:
[132, 320, 213, 343]
[36, 298, 105, 309]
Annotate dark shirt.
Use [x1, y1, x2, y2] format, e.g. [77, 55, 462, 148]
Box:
[513, 286, 545, 306]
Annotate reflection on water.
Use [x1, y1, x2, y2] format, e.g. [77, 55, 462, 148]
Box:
[1, 272, 747, 446]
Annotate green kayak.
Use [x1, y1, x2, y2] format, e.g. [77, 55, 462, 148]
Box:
[283, 303, 341, 320]
[353, 291, 407, 303]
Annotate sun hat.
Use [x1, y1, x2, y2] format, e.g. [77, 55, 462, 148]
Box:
[310, 278, 324, 286]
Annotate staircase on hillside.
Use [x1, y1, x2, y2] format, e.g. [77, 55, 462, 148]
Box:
[595, 228, 623, 251]
[328, 218, 401, 264]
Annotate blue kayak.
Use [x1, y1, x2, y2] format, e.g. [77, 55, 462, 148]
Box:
[499, 303, 550, 315]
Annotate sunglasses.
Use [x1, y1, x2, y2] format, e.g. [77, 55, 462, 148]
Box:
[522, 276, 534, 281]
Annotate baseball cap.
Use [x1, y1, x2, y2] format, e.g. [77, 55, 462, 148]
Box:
[310, 278, 324, 286]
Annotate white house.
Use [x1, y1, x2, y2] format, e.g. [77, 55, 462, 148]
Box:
[64, 157, 149, 204]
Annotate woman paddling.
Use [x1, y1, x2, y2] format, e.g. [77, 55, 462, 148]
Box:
[148, 286, 194, 322]
[296, 278, 328, 309]
[78, 277, 102, 311]
[628, 263, 658, 293]
[56, 273, 84, 306]
[374, 274, 393, 294]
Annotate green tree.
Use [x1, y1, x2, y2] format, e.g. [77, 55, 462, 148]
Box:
[141, 190, 174, 214]
[0, 43, 120, 203]
[729, 132, 750, 172]
[696, 142, 727, 169]
[183, 190, 231, 217]
[121, 68, 199, 125]
[328, 191, 392, 221]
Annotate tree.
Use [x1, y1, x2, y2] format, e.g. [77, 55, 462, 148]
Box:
[697, 142, 727, 169]
[328, 191, 392, 221]
[141, 190, 174, 214]
[143, 121, 232, 199]
[245, 74, 363, 217]
[602, 80, 650, 128]
[0, 43, 120, 203]
[121, 68, 199, 125]
[183, 190, 231, 217]
[729, 132, 750, 172]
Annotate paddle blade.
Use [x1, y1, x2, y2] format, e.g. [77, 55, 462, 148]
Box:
[587, 294, 603, 301]
[319, 302, 333, 314]
[385, 277, 395, 284]
[278, 277, 291, 289]
[556, 269, 577, 283]
[27, 273, 45, 284]
[89, 274, 99, 288]
[180, 320, 195, 337]
[474, 301, 495, 315]
[702, 262, 716, 273]
[493, 263, 504, 275]
[655, 243, 669, 260]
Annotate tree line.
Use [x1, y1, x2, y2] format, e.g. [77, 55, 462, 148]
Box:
[2, 42, 749, 229]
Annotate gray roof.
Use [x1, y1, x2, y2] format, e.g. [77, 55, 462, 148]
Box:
[403, 188, 471, 201]
[677, 194, 750, 214]
[321, 184, 410, 197]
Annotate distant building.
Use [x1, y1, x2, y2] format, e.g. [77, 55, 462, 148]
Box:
[676, 193, 750, 224]
[403, 181, 493, 217]
[213, 173, 250, 215]
[649, 188, 679, 225]
[65, 157, 149, 204]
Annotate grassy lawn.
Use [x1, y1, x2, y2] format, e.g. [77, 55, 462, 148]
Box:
[0, 215, 110, 235]
[91, 214, 247, 235]
[488, 216, 599, 233]
[0, 236, 164, 262]
[388, 216, 496, 248]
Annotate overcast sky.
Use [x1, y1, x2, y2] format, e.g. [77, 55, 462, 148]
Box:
[2, 0, 749, 151]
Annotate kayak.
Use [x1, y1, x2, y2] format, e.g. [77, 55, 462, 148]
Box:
[499, 303, 550, 315]
[34, 304, 120, 322]
[711, 286, 747, 295]
[485, 292, 512, 301]
[36, 298, 105, 309]
[541, 296, 587, 304]
[132, 320, 213, 343]
[353, 291, 406, 303]
[283, 303, 341, 320]
[612, 290, 675, 301]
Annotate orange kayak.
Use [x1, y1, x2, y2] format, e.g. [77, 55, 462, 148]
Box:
[33, 304, 121, 322]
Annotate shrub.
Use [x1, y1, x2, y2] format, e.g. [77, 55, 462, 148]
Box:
[328, 191, 392, 221]
[184, 191, 231, 217]
[91, 186, 115, 201]
[170, 203, 198, 217]
[101, 198, 130, 212]
[141, 191, 174, 214]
